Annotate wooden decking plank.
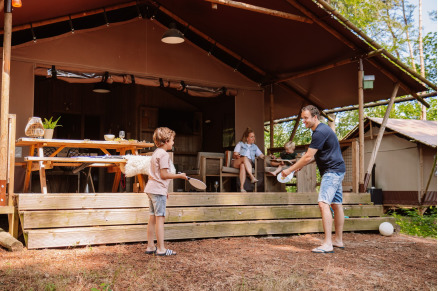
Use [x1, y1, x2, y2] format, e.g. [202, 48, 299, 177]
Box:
[21, 205, 385, 229]
[17, 192, 372, 210]
[25, 217, 394, 249]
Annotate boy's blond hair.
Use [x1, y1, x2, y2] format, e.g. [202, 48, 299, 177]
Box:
[153, 127, 175, 147]
[284, 141, 295, 150]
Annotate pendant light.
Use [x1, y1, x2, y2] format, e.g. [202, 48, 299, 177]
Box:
[161, 23, 184, 44]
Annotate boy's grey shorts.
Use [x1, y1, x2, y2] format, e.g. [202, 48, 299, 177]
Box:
[147, 193, 167, 217]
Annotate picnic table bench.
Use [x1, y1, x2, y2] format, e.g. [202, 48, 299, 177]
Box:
[16, 138, 154, 193]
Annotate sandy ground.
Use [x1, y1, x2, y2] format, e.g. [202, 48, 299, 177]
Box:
[0, 232, 436, 291]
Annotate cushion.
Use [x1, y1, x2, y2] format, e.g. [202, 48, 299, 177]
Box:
[222, 166, 254, 174]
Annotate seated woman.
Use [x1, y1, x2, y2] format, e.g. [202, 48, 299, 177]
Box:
[232, 127, 265, 192]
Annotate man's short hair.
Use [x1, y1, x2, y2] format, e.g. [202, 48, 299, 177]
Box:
[302, 105, 320, 118]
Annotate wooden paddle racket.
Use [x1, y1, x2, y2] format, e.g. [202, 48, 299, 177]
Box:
[187, 177, 207, 190]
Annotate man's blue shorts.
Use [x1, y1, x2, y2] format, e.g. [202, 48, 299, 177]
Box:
[318, 172, 345, 205]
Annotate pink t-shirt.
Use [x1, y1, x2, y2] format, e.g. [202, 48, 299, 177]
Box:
[144, 148, 171, 195]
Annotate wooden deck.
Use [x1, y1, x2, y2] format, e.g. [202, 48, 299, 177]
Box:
[17, 192, 394, 249]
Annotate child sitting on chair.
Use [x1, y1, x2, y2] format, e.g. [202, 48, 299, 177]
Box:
[268, 141, 298, 176]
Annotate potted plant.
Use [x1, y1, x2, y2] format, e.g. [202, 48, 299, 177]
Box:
[42, 116, 62, 139]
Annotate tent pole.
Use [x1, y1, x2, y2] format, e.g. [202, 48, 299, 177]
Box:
[0, 0, 12, 206]
[289, 117, 300, 142]
[363, 82, 400, 190]
[269, 84, 274, 149]
[358, 59, 365, 192]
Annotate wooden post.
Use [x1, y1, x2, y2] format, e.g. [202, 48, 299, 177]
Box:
[0, 1, 12, 206]
[0, 227, 23, 251]
[351, 139, 359, 193]
[328, 113, 336, 132]
[369, 119, 373, 139]
[418, 145, 424, 204]
[289, 118, 300, 141]
[363, 83, 400, 190]
[358, 59, 365, 192]
[421, 155, 437, 204]
[7, 114, 18, 237]
[270, 85, 274, 149]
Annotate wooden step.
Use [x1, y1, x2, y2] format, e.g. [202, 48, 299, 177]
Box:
[17, 192, 372, 210]
[25, 217, 395, 249]
[21, 205, 385, 229]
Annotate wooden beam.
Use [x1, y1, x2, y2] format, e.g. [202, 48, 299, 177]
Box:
[17, 192, 372, 210]
[367, 58, 430, 108]
[351, 139, 359, 193]
[284, 0, 356, 49]
[417, 144, 424, 204]
[358, 59, 365, 191]
[268, 92, 435, 126]
[289, 118, 300, 141]
[275, 49, 384, 83]
[0, 227, 23, 251]
[155, 3, 266, 77]
[363, 83, 400, 190]
[269, 85, 274, 148]
[324, 92, 435, 114]
[0, 3, 12, 206]
[421, 155, 437, 204]
[21, 205, 385, 229]
[0, 1, 138, 34]
[313, 0, 436, 91]
[24, 217, 394, 249]
[327, 113, 336, 132]
[204, 0, 313, 23]
[7, 114, 18, 238]
[278, 83, 334, 122]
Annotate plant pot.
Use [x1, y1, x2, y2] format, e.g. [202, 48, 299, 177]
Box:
[44, 128, 54, 139]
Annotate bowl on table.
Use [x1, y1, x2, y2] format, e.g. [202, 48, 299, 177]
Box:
[104, 134, 115, 141]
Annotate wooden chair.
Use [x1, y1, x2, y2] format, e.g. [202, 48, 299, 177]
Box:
[219, 150, 257, 192]
[263, 157, 286, 192]
[185, 152, 224, 191]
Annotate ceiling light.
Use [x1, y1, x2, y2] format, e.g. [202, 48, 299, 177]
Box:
[12, 0, 22, 8]
[161, 23, 184, 44]
[93, 72, 111, 93]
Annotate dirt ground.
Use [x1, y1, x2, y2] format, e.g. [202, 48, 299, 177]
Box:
[0, 232, 436, 291]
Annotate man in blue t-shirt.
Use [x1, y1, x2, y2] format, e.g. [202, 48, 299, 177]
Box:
[282, 105, 346, 254]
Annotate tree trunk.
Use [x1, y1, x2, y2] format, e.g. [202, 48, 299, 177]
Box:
[402, 0, 416, 69]
[418, 0, 427, 120]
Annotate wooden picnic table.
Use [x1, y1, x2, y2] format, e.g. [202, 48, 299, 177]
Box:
[16, 138, 154, 193]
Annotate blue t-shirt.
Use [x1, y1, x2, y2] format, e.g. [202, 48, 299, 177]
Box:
[309, 123, 345, 176]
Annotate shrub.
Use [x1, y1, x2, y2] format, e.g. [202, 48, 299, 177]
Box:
[391, 206, 437, 238]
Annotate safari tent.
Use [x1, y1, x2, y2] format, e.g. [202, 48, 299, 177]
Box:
[344, 117, 437, 207]
[0, 0, 435, 249]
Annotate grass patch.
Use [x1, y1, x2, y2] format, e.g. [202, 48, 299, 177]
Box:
[390, 206, 437, 238]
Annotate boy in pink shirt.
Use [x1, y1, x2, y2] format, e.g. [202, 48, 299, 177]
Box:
[144, 127, 187, 256]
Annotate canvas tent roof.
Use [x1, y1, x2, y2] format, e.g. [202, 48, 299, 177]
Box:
[0, 0, 433, 121]
[344, 117, 437, 148]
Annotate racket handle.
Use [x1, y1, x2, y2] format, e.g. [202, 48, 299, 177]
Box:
[178, 172, 190, 180]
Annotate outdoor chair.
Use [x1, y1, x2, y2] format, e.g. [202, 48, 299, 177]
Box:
[219, 150, 257, 192]
[185, 152, 224, 191]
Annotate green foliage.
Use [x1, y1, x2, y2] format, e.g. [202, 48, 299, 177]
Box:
[391, 206, 437, 238]
[91, 282, 113, 291]
[423, 32, 437, 83]
[43, 116, 62, 129]
[44, 283, 56, 291]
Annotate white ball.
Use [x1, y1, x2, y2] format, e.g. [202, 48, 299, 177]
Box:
[379, 222, 394, 236]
